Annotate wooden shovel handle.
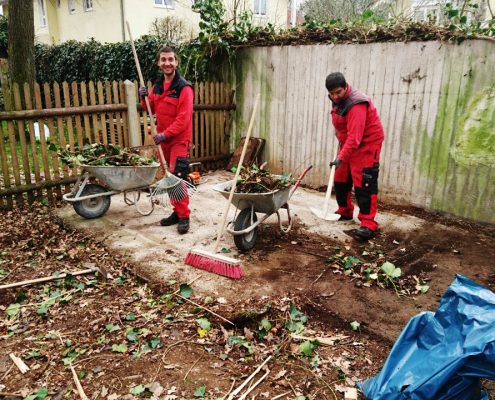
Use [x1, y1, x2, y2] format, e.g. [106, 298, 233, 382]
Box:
[213, 93, 260, 252]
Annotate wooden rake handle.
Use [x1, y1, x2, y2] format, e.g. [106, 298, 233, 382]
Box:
[126, 21, 169, 172]
[213, 93, 260, 253]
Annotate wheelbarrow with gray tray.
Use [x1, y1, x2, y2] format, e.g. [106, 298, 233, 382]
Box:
[213, 166, 312, 251]
[63, 164, 160, 219]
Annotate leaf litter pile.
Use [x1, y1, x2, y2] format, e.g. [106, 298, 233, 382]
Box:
[0, 204, 393, 399]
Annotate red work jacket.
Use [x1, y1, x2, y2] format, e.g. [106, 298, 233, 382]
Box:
[331, 85, 384, 162]
[142, 72, 193, 143]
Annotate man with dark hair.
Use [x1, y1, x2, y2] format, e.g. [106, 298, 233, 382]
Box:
[139, 46, 193, 234]
[325, 72, 385, 240]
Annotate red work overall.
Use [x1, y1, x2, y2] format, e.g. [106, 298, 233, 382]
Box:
[331, 85, 384, 231]
[143, 72, 194, 219]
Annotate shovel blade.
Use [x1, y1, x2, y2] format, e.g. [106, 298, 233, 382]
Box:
[310, 207, 342, 221]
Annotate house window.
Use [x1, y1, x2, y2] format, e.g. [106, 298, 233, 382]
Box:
[411, 0, 445, 23]
[68, 0, 76, 14]
[253, 0, 267, 16]
[38, 0, 47, 27]
[154, 0, 175, 9]
[84, 0, 93, 12]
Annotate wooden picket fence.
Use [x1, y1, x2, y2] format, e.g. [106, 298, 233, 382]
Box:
[0, 80, 235, 209]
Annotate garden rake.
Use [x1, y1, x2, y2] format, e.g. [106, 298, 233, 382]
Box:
[127, 21, 194, 203]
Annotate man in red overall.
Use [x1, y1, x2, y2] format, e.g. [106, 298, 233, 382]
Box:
[326, 72, 385, 240]
[139, 46, 193, 234]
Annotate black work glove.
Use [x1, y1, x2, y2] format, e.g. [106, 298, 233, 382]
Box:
[329, 159, 342, 168]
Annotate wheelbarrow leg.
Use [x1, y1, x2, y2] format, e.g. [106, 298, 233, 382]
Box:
[278, 203, 293, 233]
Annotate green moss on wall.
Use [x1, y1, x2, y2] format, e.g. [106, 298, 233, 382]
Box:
[419, 72, 495, 223]
[452, 85, 495, 167]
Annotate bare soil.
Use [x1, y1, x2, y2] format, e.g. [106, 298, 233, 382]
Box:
[1, 170, 494, 399]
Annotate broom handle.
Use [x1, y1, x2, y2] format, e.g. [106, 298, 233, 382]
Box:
[322, 145, 339, 216]
[213, 93, 260, 253]
[126, 21, 169, 172]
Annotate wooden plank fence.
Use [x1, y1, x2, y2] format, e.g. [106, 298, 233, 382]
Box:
[0, 80, 235, 209]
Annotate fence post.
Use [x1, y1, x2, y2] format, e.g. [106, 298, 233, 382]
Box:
[0, 58, 13, 111]
[124, 79, 141, 147]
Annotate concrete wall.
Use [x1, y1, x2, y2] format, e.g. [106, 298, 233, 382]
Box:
[230, 40, 495, 223]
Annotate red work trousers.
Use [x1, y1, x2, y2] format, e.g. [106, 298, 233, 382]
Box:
[158, 140, 191, 219]
[334, 144, 381, 231]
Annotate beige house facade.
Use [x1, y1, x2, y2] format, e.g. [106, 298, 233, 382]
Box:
[382, 0, 494, 23]
[1, 0, 288, 45]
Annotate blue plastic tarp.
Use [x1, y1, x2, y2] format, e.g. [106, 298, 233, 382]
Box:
[358, 274, 495, 400]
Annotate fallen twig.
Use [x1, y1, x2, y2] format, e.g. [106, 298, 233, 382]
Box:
[291, 333, 349, 346]
[9, 353, 29, 374]
[227, 355, 272, 400]
[176, 294, 234, 326]
[0, 392, 23, 398]
[238, 369, 270, 400]
[183, 355, 203, 381]
[312, 265, 333, 284]
[70, 364, 89, 400]
[272, 391, 292, 400]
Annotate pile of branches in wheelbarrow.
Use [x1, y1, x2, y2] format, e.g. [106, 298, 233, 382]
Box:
[50, 142, 156, 168]
[233, 164, 295, 194]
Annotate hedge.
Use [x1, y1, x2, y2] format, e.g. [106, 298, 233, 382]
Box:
[34, 35, 165, 84]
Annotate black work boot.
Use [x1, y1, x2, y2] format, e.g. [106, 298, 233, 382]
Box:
[160, 212, 179, 226]
[354, 226, 375, 240]
[337, 214, 353, 221]
[177, 218, 190, 234]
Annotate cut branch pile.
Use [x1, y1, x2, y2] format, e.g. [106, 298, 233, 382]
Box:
[52, 142, 157, 168]
[233, 166, 294, 194]
[226, 20, 476, 47]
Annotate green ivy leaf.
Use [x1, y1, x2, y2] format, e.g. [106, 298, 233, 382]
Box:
[24, 387, 48, 400]
[299, 340, 319, 357]
[260, 318, 272, 331]
[105, 323, 120, 332]
[125, 312, 136, 321]
[6, 303, 21, 317]
[180, 284, 193, 299]
[129, 385, 146, 395]
[289, 305, 308, 323]
[350, 321, 361, 331]
[197, 317, 211, 331]
[112, 343, 128, 353]
[380, 261, 401, 279]
[194, 385, 206, 397]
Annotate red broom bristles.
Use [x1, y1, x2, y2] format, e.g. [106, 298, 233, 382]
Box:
[184, 249, 243, 280]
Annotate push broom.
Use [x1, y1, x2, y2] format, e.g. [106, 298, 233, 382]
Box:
[127, 22, 194, 202]
[184, 93, 260, 279]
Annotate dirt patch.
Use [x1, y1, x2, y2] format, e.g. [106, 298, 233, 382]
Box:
[5, 169, 493, 399]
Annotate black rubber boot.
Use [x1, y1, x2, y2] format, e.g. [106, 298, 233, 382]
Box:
[177, 218, 190, 234]
[337, 214, 353, 221]
[354, 226, 374, 240]
[160, 212, 179, 226]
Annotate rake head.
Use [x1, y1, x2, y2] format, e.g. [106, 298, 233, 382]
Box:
[155, 173, 197, 202]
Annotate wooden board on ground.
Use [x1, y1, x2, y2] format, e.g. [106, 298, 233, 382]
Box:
[226, 137, 265, 171]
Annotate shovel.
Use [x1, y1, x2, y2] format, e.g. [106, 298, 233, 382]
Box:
[310, 147, 341, 221]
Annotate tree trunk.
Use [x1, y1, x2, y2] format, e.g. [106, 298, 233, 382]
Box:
[8, 0, 35, 86]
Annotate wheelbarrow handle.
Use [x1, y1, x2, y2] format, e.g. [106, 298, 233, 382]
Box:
[289, 165, 313, 199]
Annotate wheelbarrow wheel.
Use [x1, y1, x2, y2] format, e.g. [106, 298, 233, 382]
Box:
[233, 208, 258, 252]
[73, 184, 111, 219]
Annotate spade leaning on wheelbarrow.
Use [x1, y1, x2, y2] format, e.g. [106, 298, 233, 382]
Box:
[213, 166, 312, 251]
